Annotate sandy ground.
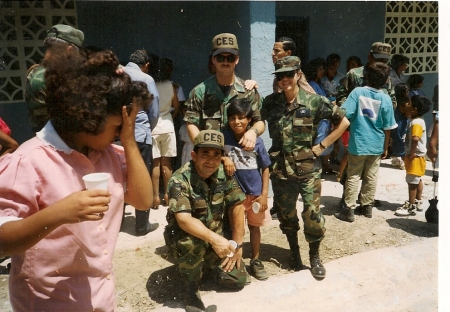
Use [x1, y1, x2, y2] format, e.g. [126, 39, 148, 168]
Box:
[0, 158, 440, 311]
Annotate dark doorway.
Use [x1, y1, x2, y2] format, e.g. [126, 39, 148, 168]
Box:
[275, 18, 309, 65]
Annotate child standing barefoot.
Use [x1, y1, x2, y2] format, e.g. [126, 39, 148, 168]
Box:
[223, 98, 272, 281]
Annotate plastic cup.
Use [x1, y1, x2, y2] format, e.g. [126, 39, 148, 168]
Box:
[227, 240, 237, 257]
[252, 202, 261, 213]
[82, 173, 109, 190]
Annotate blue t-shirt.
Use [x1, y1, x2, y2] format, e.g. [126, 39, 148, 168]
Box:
[223, 129, 271, 196]
[342, 86, 397, 155]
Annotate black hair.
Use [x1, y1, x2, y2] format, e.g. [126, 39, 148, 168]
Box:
[304, 57, 325, 81]
[129, 49, 148, 67]
[346, 55, 363, 71]
[389, 54, 409, 70]
[325, 53, 341, 68]
[364, 62, 390, 89]
[410, 95, 432, 117]
[155, 58, 173, 82]
[276, 37, 296, 54]
[227, 97, 252, 120]
[407, 74, 424, 89]
[394, 83, 410, 108]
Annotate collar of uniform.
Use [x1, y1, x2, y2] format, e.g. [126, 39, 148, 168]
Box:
[36, 121, 74, 154]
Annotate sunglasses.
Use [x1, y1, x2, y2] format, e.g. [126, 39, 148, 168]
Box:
[275, 70, 296, 81]
[215, 54, 237, 63]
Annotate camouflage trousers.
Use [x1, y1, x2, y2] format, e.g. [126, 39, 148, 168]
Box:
[271, 173, 326, 243]
[168, 234, 247, 289]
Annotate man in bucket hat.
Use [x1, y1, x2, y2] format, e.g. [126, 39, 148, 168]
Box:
[184, 33, 264, 155]
[26, 24, 85, 132]
[164, 130, 247, 312]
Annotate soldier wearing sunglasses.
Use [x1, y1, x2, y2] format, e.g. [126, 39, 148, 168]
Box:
[184, 33, 264, 165]
[261, 56, 350, 281]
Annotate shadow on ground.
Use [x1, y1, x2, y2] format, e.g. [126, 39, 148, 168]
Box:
[386, 218, 438, 237]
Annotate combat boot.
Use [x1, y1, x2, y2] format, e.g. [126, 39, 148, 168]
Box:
[183, 282, 209, 312]
[309, 241, 326, 280]
[135, 209, 159, 236]
[355, 205, 373, 218]
[334, 206, 355, 222]
[286, 232, 306, 271]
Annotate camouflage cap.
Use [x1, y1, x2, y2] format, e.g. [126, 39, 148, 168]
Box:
[194, 130, 224, 150]
[212, 33, 239, 56]
[46, 24, 84, 47]
[273, 56, 301, 74]
[370, 42, 392, 60]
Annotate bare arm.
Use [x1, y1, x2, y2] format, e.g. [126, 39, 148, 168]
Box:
[312, 117, 350, 156]
[382, 129, 391, 159]
[175, 212, 233, 259]
[121, 103, 153, 210]
[0, 189, 110, 257]
[427, 121, 439, 163]
[0, 131, 18, 157]
[171, 84, 180, 120]
[221, 203, 245, 272]
[186, 122, 200, 144]
[255, 167, 269, 212]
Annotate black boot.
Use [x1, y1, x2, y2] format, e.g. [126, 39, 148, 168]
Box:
[135, 209, 159, 236]
[355, 204, 373, 218]
[309, 241, 326, 280]
[183, 282, 206, 312]
[286, 232, 305, 271]
[334, 206, 355, 222]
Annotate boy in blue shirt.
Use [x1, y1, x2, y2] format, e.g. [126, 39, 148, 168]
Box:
[223, 98, 272, 280]
[335, 62, 397, 222]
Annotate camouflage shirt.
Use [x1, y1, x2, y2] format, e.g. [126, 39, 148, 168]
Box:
[165, 160, 245, 241]
[337, 65, 397, 108]
[184, 75, 262, 131]
[261, 89, 346, 180]
[26, 64, 48, 131]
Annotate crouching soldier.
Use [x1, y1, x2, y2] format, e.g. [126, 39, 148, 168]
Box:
[164, 130, 247, 312]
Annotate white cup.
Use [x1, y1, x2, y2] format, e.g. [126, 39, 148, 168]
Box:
[252, 202, 261, 213]
[227, 240, 237, 257]
[82, 173, 109, 190]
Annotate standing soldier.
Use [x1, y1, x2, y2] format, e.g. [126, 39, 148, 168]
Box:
[184, 33, 264, 152]
[163, 130, 247, 312]
[261, 56, 349, 280]
[26, 24, 84, 133]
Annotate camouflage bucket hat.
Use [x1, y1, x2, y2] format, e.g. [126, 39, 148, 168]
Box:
[273, 56, 301, 74]
[46, 24, 84, 47]
[194, 130, 224, 151]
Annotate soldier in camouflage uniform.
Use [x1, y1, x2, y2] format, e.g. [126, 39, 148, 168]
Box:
[261, 56, 349, 280]
[184, 33, 265, 156]
[164, 130, 247, 312]
[26, 24, 84, 133]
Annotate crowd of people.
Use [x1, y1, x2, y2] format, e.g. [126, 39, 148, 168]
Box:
[0, 24, 439, 312]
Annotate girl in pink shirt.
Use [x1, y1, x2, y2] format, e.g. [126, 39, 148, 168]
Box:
[0, 50, 153, 311]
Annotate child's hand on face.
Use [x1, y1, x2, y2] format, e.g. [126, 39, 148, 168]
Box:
[119, 99, 139, 144]
[59, 190, 111, 224]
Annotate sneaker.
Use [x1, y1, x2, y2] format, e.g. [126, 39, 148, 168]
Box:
[270, 207, 278, 220]
[249, 259, 269, 281]
[391, 157, 401, 167]
[415, 199, 423, 212]
[395, 201, 417, 216]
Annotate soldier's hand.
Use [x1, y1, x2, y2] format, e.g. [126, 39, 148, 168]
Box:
[221, 245, 242, 272]
[211, 235, 233, 259]
[239, 129, 257, 151]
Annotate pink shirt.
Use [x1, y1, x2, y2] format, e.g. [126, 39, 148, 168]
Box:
[0, 122, 127, 311]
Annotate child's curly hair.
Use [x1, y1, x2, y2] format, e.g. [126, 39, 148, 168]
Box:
[45, 50, 147, 135]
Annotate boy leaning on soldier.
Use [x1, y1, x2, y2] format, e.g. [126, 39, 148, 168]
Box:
[164, 130, 248, 312]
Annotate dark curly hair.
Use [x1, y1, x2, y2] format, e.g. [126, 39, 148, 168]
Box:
[44, 50, 137, 135]
[364, 62, 390, 89]
[304, 57, 325, 81]
[410, 95, 431, 117]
